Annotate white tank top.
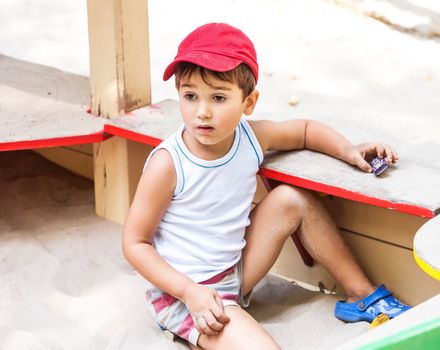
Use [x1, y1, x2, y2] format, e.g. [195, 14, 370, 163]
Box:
[145, 118, 263, 282]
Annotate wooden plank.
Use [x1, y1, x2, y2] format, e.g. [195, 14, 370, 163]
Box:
[259, 166, 436, 219]
[126, 142, 154, 204]
[93, 137, 130, 223]
[87, 0, 151, 224]
[0, 54, 107, 151]
[271, 229, 440, 306]
[87, 0, 151, 118]
[65, 144, 94, 156]
[93, 137, 152, 223]
[105, 99, 182, 142]
[34, 147, 94, 180]
[321, 196, 427, 249]
[105, 99, 440, 218]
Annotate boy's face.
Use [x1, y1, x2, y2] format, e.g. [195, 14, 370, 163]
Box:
[177, 70, 258, 154]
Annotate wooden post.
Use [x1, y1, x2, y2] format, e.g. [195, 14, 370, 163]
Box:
[87, 0, 151, 224]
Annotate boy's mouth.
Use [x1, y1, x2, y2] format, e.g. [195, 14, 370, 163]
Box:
[196, 125, 215, 134]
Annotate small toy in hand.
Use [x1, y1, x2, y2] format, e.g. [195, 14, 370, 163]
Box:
[370, 157, 389, 176]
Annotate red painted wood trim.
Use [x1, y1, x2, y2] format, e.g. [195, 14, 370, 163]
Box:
[104, 124, 162, 147]
[0, 132, 109, 152]
[259, 168, 435, 219]
[101, 123, 437, 219]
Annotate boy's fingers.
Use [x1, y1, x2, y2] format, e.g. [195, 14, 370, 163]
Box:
[384, 147, 394, 163]
[212, 295, 230, 323]
[355, 154, 372, 172]
[374, 144, 385, 158]
[387, 146, 399, 163]
[197, 316, 218, 336]
[211, 307, 230, 324]
[204, 311, 224, 331]
[392, 146, 399, 160]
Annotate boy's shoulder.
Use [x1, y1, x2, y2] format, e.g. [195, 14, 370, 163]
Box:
[144, 147, 176, 181]
[244, 119, 270, 153]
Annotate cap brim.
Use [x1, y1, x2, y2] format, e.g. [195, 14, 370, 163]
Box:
[163, 51, 242, 81]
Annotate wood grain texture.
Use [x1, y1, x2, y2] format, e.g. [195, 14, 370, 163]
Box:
[0, 55, 106, 149]
[87, 0, 151, 118]
[35, 147, 94, 180]
[87, 0, 151, 224]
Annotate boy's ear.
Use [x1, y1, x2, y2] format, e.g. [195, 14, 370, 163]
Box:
[243, 90, 259, 115]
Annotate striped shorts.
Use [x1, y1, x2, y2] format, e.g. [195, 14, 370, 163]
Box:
[146, 263, 250, 346]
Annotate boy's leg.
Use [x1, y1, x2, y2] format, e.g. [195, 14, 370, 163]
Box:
[241, 184, 375, 301]
[194, 306, 280, 350]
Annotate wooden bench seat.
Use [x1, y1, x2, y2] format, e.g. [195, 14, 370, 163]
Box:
[0, 54, 107, 152]
[105, 99, 440, 219]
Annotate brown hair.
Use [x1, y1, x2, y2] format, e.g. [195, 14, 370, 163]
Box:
[174, 62, 256, 100]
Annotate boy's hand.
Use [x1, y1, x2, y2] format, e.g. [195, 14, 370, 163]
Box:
[345, 143, 399, 173]
[183, 283, 230, 336]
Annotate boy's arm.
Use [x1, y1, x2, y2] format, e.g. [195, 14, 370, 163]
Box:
[123, 150, 229, 335]
[249, 119, 398, 172]
[123, 149, 192, 298]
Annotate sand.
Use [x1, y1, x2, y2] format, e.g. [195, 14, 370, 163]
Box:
[0, 151, 369, 349]
[1, 0, 439, 349]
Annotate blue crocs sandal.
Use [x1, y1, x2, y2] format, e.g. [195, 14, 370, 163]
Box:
[335, 284, 411, 323]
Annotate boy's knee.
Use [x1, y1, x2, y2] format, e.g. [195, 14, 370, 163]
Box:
[271, 184, 316, 212]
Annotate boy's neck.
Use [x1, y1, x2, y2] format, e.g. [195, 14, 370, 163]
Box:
[182, 128, 236, 161]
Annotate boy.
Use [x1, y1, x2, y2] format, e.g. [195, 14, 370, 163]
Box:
[123, 23, 409, 349]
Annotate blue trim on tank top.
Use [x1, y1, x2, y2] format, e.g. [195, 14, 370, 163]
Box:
[171, 144, 185, 196]
[240, 121, 262, 166]
[175, 127, 242, 168]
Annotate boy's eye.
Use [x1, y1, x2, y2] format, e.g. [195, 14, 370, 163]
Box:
[213, 95, 226, 103]
[183, 93, 196, 101]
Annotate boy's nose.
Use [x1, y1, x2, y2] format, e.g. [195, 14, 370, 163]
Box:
[197, 103, 212, 120]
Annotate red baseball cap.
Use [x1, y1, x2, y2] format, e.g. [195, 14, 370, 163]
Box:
[163, 23, 259, 83]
